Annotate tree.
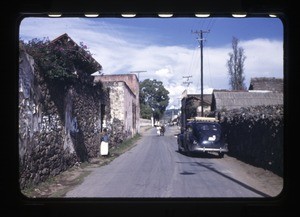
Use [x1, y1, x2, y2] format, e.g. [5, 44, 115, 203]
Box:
[139, 79, 170, 121]
[227, 37, 247, 90]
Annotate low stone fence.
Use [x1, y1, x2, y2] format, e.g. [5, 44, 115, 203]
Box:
[140, 118, 152, 127]
[217, 105, 283, 176]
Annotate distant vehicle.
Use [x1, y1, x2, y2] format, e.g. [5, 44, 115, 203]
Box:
[177, 117, 228, 158]
[160, 125, 165, 136]
[156, 125, 165, 136]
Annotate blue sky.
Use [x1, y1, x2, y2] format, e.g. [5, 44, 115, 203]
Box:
[19, 17, 283, 109]
[98, 18, 283, 47]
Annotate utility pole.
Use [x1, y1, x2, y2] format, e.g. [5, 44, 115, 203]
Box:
[192, 30, 210, 117]
[183, 75, 193, 87]
[183, 81, 193, 87]
[183, 75, 192, 81]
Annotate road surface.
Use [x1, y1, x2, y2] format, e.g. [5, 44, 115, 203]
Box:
[66, 126, 272, 198]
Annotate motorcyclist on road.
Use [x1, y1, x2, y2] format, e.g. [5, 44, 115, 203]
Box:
[160, 125, 165, 136]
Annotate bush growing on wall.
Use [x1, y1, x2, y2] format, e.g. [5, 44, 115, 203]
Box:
[21, 36, 101, 83]
[19, 37, 106, 189]
[218, 105, 283, 176]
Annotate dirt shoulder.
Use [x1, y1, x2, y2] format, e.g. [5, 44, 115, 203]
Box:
[22, 157, 115, 198]
[220, 155, 283, 197]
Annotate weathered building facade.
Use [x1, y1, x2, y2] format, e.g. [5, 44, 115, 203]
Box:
[94, 74, 140, 138]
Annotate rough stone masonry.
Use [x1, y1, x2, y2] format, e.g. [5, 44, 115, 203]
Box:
[19, 44, 108, 189]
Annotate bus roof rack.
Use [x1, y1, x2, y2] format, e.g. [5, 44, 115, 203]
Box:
[187, 117, 219, 122]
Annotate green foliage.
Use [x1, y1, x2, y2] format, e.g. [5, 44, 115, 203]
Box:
[140, 104, 153, 119]
[227, 37, 247, 90]
[139, 79, 170, 120]
[20, 36, 101, 83]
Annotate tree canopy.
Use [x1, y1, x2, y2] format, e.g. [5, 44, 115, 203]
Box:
[139, 79, 170, 120]
[227, 37, 247, 90]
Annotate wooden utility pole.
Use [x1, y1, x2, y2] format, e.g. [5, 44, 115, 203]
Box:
[191, 30, 210, 117]
[183, 75, 193, 87]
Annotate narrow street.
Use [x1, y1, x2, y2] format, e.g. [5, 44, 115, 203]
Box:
[65, 126, 283, 198]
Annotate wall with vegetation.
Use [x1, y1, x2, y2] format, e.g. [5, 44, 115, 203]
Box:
[19, 45, 108, 189]
[217, 105, 284, 176]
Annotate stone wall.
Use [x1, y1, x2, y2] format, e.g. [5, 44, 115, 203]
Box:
[140, 118, 152, 127]
[215, 105, 284, 176]
[19, 47, 108, 189]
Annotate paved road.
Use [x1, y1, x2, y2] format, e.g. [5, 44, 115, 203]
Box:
[66, 126, 269, 198]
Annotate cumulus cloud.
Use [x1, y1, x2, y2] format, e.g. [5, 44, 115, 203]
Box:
[240, 39, 283, 80]
[19, 18, 283, 109]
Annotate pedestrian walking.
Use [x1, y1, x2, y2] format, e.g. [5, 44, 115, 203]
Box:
[156, 125, 161, 136]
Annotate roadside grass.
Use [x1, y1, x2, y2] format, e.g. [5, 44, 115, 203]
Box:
[21, 164, 93, 198]
[49, 170, 92, 198]
[21, 175, 58, 198]
[110, 132, 142, 155]
[21, 128, 149, 198]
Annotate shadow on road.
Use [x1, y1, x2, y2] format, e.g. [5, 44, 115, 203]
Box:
[179, 171, 196, 175]
[175, 150, 220, 159]
[176, 160, 270, 197]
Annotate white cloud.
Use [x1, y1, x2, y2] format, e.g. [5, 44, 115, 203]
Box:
[19, 18, 283, 109]
[240, 39, 283, 82]
[155, 68, 173, 79]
